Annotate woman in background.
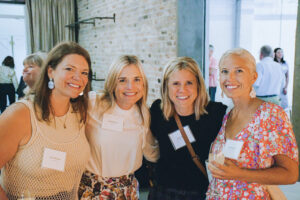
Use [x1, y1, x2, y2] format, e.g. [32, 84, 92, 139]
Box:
[0, 41, 91, 200]
[79, 55, 158, 200]
[17, 52, 47, 99]
[0, 56, 18, 113]
[206, 48, 298, 199]
[274, 47, 289, 110]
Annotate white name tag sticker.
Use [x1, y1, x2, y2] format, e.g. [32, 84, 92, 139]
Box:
[102, 114, 124, 132]
[223, 139, 244, 160]
[41, 148, 66, 172]
[168, 126, 196, 150]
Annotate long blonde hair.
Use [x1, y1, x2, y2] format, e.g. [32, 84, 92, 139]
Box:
[95, 55, 150, 128]
[161, 57, 208, 120]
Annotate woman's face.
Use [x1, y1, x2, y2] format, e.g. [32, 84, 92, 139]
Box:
[23, 63, 41, 88]
[114, 64, 144, 110]
[219, 55, 257, 99]
[168, 69, 198, 115]
[48, 54, 89, 100]
[275, 49, 283, 60]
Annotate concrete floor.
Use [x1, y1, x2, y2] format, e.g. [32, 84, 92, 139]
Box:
[139, 182, 300, 200]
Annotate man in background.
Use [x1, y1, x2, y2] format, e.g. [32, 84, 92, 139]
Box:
[254, 45, 284, 105]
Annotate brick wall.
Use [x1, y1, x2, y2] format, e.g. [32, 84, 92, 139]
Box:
[77, 0, 177, 104]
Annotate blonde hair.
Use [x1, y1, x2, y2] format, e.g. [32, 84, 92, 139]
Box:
[161, 57, 208, 120]
[23, 52, 47, 67]
[219, 48, 256, 72]
[95, 55, 150, 128]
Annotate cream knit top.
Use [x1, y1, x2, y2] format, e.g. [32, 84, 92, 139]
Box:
[0, 100, 90, 200]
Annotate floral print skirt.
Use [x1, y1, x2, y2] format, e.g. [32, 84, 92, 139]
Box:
[78, 170, 139, 200]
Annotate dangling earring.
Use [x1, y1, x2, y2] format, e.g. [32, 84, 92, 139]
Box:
[250, 87, 256, 98]
[79, 91, 84, 96]
[221, 91, 224, 98]
[48, 78, 55, 89]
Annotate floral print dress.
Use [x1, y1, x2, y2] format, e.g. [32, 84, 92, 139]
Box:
[206, 102, 298, 200]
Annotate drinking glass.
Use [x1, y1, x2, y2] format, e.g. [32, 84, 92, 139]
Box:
[207, 142, 225, 198]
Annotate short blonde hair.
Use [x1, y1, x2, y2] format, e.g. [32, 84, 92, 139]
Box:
[161, 57, 208, 120]
[23, 52, 47, 68]
[96, 55, 150, 128]
[219, 48, 256, 72]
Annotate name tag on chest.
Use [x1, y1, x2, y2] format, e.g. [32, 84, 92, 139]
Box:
[102, 113, 124, 132]
[41, 148, 66, 172]
[223, 139, 244, 160]
[168, 125, 196, 150]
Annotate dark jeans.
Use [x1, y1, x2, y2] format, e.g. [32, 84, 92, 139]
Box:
[209, 87, 216, 102]
[148, 186, 205, 200]
[0, 83, 15, 113]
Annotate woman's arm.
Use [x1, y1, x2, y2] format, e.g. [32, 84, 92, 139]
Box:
[0, 103, 31, 199]
[209, 154, 298, 184]
[143, 130, 159, 163]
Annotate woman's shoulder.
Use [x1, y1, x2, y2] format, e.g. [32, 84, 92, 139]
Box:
[150, 99, 162, 111]
[206, 101, 227, 113]
[260, 101, 286, 117]
[0, 102, 31, 134]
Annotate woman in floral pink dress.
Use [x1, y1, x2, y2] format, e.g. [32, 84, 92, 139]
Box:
[206, 48, 298, 200]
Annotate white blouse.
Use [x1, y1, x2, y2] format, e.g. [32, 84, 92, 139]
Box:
[85, 92, 159, 178]
[0, 65, 18, 89]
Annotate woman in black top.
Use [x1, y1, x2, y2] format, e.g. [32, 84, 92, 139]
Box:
[148, 57, 227, 200]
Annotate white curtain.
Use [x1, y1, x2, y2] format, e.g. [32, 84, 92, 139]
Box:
[26, 0, 75, 53]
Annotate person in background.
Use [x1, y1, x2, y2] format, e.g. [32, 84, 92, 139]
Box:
[253, 45, 284, 105]
[209, 44, 218, 102]
[206, 48, 298, 199]
[79, 55, 159, 200]
[148, 57, 227, 200]
[22, 52, 47, 96]
[16, 76, 26, 100]
[0, 41, 92, 200]
[274, 47, 289, 110]
[0, 56, 18, 113]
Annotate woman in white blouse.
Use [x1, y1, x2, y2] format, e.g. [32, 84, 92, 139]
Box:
[0, 56, 18, 113]
[79, 55, 159, 200]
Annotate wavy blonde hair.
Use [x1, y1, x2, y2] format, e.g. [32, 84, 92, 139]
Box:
[95, 55, 150, 128]
[161, 57, 208, 120]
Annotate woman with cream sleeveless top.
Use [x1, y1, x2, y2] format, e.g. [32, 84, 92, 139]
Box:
[0, 42, 91, 200]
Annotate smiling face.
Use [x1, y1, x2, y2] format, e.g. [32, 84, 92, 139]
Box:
[23, 63, 41, 88]
[168, 69, 198, 115]
[114, 64, 144, 110]
[48, 54, 89, 100]
[219, 55, 257, 100]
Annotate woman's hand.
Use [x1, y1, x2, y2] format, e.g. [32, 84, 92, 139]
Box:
[208, 158, 244, 180]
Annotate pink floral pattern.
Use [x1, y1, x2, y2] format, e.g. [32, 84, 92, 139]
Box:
[206, 102, 298, 200]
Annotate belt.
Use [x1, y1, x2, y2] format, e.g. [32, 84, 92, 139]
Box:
[256, 94, 277, 98]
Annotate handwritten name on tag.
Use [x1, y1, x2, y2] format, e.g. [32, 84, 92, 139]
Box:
[168, 126, 196, 150]
[223, 139, 244, 160]
[41, 148, 66, 172]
